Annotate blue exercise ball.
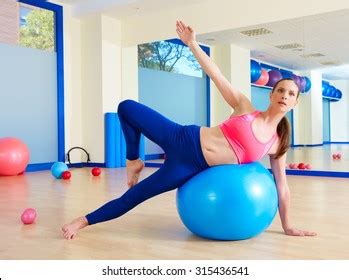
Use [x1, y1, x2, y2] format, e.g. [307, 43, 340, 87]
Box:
[299, 76, 306, 93]
[304, 76, 311, 92]
[337, 90, 342, 99]
[328, 86, 336, 97]
[250, 60, 262, 83]
[176, 162, 278, 241]
[51, 161, 68, 179]
[322, 81, 330, 96]
[290, 74, 301, 89]
[281, 70, 293, 79]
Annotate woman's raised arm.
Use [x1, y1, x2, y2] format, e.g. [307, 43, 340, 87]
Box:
[176, 20, 252, 112]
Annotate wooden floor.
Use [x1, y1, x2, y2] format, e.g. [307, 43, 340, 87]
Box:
[266, 144, 349, 172]
[1, 164, 349, 260]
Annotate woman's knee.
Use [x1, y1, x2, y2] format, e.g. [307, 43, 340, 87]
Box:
[117, 99, 137, 115]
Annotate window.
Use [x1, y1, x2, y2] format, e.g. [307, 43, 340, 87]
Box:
[19, 4, 55, 51]
[138, 40, 203, 78]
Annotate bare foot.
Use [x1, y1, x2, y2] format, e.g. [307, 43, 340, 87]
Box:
[126, 159, 145, 188]
[61, 216, 89, 240]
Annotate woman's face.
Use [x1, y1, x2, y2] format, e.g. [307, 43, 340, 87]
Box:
[270, 80, 299, 112]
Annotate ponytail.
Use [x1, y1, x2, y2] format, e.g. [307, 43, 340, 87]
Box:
[274, 116, 290, 159]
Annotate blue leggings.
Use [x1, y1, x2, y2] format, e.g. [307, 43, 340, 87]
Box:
[86, 100, 209, 225]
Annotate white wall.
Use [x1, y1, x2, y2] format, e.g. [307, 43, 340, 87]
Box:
[62, 9, 139, 163]
[101, 15, 122, 113]
[210, 44, 231, 126]
[310, 71, 324, 145]
[293, 70, 323, 145]
[80, 15, 103, 163]
[121, 46, 138, 101]
[230, 44, 251, 100]
[62, 5, 83, 163]
[331, 80, 348, 142]
[210, 44, 251, 127]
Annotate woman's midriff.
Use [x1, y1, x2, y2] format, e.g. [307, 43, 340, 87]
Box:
[199, 126, 239, 166]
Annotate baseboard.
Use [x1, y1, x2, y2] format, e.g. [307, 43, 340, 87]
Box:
[145, 154, 165, 160]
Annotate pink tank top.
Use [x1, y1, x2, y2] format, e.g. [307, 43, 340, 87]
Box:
[219, 111, 278, 164]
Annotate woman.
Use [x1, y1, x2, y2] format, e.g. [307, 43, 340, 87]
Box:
[62, 21, 316, 239]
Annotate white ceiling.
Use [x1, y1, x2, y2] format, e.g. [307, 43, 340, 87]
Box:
[196, 9, 349, 80]
[53, 1, 349, 80]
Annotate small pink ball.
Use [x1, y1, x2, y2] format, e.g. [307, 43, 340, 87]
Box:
[289, 163, 297, 169]
[21, 208, 37, 225]
[305, 164, 312, 169]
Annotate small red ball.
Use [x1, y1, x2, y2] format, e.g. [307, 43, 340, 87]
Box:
[62, 170, 71, 180]
[332, 154, 338, 160]
[91, 167, 101, 176]
[298, 163, 306, 170]
[336, 154, 342, 160]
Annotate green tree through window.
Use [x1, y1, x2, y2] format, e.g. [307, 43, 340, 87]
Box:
[138, 41, 202, 77]
[20, 8, 54, 51]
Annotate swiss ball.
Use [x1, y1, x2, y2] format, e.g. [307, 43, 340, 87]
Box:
[291, 74, 301, 89]
[337, 90, 342, 99]
[250, 60, 262, 83]
[329, 86, 336, 97]
[281, 71, 293, 79]
[0, 137, 30, 176]
[51, 162, 68, 179]
[177, 162, 278, 241]
[299, 76, 306, 93]
[266, 70, 282, 87]
[322, 81, 329, 96]
[304, 76, 311, 92]
[254, 69, 269, 86]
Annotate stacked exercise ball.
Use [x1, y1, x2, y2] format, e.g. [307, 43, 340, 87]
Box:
[0, 137, 30, 176]
[304, 76, 312, 92]
[266, 70, 283, 87]
[250, 60, 311, 93]
[254, 69, 269, 85]
[250, 60, 262, 83]
[322, 81, 342, 100]
[177, 162, 278, 240]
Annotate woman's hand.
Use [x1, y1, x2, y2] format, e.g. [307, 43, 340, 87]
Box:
[176, 20, 196, 47]
[284, 227, 317, 236]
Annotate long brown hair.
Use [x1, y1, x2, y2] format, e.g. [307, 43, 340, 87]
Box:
[272, 78, 300, 159]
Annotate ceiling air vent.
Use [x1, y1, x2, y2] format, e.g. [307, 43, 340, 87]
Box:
[300, 53, 325, 58]
[274, 43, 303, 50]
[320, 61, 340, 66]
[240, 28, 272, 37]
